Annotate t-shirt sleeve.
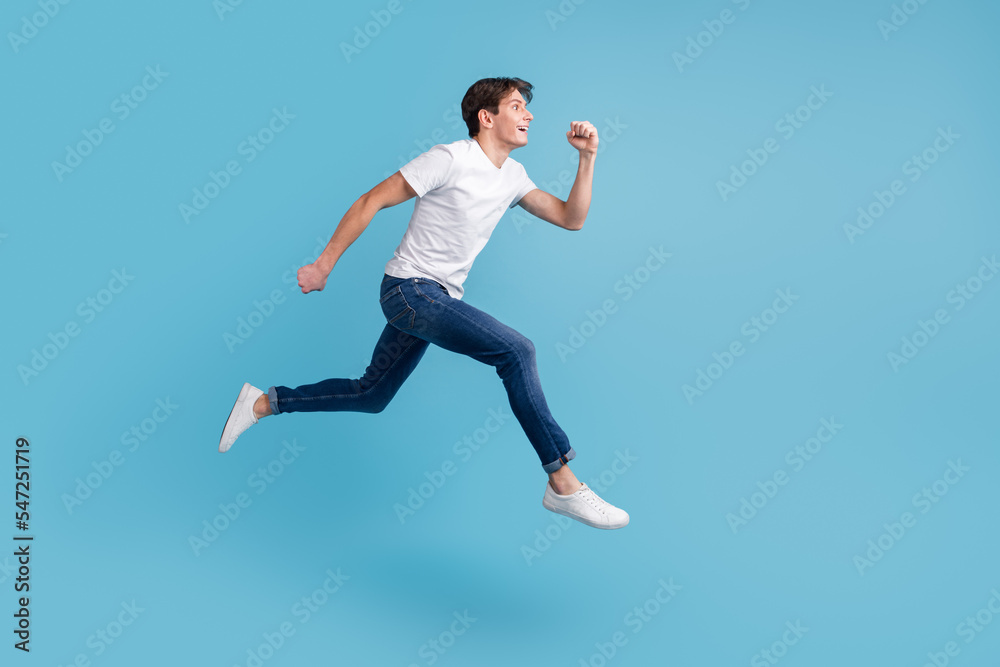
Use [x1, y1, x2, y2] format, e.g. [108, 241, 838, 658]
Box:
[399, 144, 454, 198]
[509, 166, 537, 208]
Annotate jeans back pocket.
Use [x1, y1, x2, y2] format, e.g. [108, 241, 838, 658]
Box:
[380, 286, 415, 329]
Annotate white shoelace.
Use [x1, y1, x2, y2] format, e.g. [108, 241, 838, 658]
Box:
[577, 486, 608, 516]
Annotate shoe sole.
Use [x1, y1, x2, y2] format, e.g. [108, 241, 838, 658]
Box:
[219, 382, 253, 453]
[542, 494, 629, 530]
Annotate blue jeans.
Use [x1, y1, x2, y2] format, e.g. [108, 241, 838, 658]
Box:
[268, 273, 576, 473]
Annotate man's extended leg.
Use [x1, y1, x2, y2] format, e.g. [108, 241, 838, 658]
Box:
[266, 323, 429, 415]
[219, 322, 428, 452]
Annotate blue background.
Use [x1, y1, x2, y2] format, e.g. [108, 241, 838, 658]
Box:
[3, 0, 999, 665]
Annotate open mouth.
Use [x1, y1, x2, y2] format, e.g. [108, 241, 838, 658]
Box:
[517, 126, 529, 133]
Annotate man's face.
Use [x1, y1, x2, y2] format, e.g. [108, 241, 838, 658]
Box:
[487, 89, 533, 147]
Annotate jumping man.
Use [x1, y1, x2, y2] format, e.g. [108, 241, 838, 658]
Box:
[219, 77, 629, 529]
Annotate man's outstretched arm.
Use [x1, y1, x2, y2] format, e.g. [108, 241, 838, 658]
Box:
[517, 120, 599, 231]
[297, 171, 417, 293]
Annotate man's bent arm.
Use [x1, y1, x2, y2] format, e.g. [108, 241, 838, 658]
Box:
[315, 171, 416, 273]
[518, 152, 595, 231]
[296, 172, 415, 294]
[518, 121, 599, 230]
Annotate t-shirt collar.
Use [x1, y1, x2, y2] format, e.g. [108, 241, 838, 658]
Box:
[472, 138, 507, 170]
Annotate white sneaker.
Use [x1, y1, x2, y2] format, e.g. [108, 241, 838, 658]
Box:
[542, 482, 630, 529]
[219, 383, 265, 453]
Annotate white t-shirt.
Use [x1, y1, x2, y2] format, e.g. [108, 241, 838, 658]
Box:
[384, 138, 537, 300]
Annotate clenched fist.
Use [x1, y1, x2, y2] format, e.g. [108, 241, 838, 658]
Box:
[567, 120, 599, 154]
[297, 262, 329, 294]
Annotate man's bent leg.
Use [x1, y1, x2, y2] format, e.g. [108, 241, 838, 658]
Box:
[394, 277, 575, 472]
[268, 324, 429, 414]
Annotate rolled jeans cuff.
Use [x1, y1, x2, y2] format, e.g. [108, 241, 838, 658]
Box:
[542, 446, 576, 474]
[268, 386, 280, 416]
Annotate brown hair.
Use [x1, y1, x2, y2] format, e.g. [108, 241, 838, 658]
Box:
[461, 77, 534, 138]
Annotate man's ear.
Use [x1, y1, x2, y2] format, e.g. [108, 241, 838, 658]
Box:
[478, 109, 492, 130]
